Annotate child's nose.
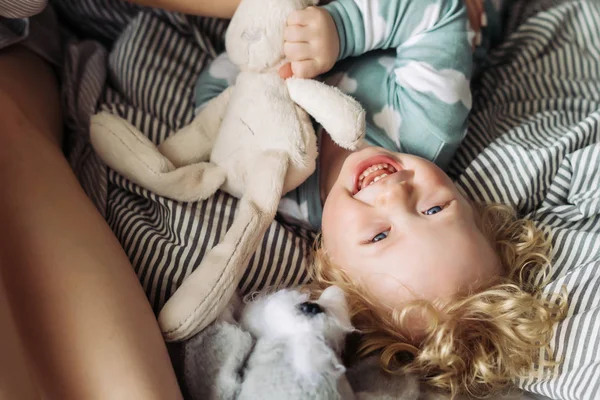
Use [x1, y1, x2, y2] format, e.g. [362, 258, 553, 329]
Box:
[375, 180, 414, 212]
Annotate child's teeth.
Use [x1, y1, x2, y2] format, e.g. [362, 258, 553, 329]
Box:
[358, 163, 398, 191]
[359, 163, 394, 180]
[373, 174, 388, 183]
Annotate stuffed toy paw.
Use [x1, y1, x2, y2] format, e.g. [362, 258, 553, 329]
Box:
[90, 0, 366, 342]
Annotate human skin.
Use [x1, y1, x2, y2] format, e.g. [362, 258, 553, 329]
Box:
[0, 45, 183, 400]
[319, 134, 501, 313]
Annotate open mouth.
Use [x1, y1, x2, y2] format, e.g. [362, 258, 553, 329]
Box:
[353, 156, 401, 194]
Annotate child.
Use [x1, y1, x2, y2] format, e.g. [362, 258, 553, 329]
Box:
[196, 0, 494, 229]
[195, 0, 567, 397]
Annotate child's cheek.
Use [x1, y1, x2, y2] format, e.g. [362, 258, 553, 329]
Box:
[423, 165, 455, 189]
[321, 190, 352, 251]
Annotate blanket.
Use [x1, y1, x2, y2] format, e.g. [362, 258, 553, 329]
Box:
[56, 0, 599, 398]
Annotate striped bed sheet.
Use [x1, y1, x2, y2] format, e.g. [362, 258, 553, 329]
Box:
[57, 0, 599, 399]
[449, 2, 600, 398]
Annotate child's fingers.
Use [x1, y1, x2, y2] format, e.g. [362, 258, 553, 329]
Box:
[279, 63, 293, 79]
[291, 60, 320, 79]
[284, 25, 310, 43]
[283, 42, 312, 61]
[287, 8, 311, 26]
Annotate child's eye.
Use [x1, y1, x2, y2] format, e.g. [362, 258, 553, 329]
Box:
[371, 231, 389, 243]
[424, 205, 443, 215]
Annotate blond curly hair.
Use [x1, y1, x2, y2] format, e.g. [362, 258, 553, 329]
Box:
[311, 202, 568, 398]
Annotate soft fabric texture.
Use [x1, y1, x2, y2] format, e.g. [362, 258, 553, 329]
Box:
[0, 0, 46, 19]
[0, 0, 63, 67]
[179, 333, 545, 400]
[53, 0, 599, 398]
[179, 287, 355, 400]
[322, 0, 473, 168]
[195, 0, 502, 228]
[88, 0, 365, 341]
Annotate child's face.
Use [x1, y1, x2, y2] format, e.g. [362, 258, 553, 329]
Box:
[321, 146, 501, 309]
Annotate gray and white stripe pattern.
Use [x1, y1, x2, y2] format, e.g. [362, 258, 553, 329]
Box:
[58, 1, 314, 313]
[58, 0, 598, 398]
[450, 1, 600, 398]
[0, 0, 46, 19]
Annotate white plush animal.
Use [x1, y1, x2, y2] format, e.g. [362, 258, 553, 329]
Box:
[89, 0, 365, 341]
[179, 287, 524, 400]
[182, 286, 356, 400]
[238, 286, 356, 399]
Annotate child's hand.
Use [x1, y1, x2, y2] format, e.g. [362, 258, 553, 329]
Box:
[279, 7, 339, 79]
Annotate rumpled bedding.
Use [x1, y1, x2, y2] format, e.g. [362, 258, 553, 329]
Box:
[56, 0, 599, 398]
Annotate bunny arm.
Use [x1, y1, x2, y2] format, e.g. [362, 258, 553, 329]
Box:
[286, 78, 365, 150]
[90, 111, 225, 202]
[159, 86, 233, 167]
[159, 150, 290, 341]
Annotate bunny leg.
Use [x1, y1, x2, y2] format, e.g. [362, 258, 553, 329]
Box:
[158, 151, 289, 341]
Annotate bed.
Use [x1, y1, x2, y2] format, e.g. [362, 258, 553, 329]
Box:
[56, 0, 599, 398]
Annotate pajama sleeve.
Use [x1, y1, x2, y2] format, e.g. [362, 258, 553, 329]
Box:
[194, 53, 239, 112]
[323, 0, 473, 168]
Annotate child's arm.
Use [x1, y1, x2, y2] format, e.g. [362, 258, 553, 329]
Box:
[284, 0, 473, 168]
[124, 0, 240, 18]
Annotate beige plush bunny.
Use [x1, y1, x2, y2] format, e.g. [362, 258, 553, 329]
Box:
[90, 0, 365, 342]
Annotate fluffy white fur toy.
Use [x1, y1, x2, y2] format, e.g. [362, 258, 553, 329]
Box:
[179, 287, 531, 400]
[89, 0, 365, 342]
[183, 286, 356, 400]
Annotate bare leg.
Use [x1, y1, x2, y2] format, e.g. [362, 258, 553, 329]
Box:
[0, 45, 183, 399]
[0, 284, 41, 400]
